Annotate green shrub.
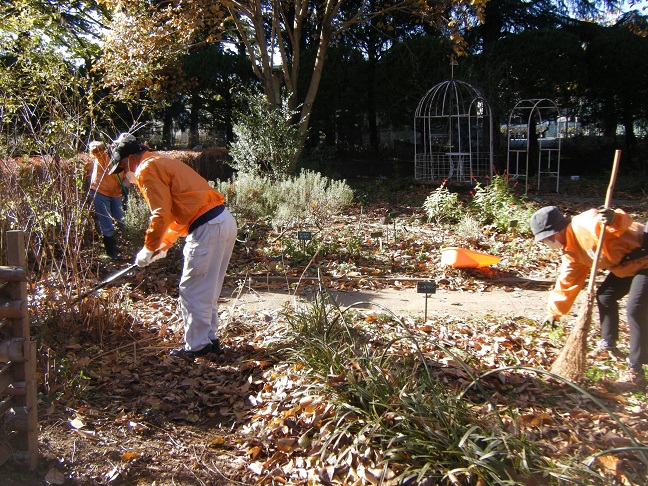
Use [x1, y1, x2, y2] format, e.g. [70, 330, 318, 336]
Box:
[122, 189, 150, 248]
[422, 182, 463, 224]
[229, 91, 303, 180]
[470, 175, 535, 235]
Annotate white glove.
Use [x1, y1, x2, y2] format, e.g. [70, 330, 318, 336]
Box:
[89, 141, 105, 153]
[150, 249, 167, 263]
[135, 247, 155, 267]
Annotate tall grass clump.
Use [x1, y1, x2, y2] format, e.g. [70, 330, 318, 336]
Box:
[283, 289, 616, 485]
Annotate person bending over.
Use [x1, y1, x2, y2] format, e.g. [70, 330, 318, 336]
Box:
[531, 205, 648, 391]
[109, 133, 237, 360]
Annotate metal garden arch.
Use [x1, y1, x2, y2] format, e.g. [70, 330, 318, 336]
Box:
[506, 98, 564, 194]
[414, 79, 494, 183]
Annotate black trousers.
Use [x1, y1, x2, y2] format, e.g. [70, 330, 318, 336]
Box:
[596, 268, 648, 366]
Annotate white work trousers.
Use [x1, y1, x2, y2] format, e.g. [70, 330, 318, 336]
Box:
[179, 208, 237, 351]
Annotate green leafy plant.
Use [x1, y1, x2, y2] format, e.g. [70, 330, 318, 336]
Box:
[229, 90, 303, 180]
[470, 174, 536, 235]
[422, 182, 462, 224]
[123, 188, 154, 248]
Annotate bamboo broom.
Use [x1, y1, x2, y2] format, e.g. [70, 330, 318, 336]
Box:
[549, 150, 621, 381]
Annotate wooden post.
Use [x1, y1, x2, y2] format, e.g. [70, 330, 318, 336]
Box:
[0, 231, 38, 469]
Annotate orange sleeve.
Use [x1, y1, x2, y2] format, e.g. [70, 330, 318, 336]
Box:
[138, 164, 176, 252]
[548, 253, 590, 318]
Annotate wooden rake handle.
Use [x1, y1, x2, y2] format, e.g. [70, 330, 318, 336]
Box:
[585, 149, 621, 295]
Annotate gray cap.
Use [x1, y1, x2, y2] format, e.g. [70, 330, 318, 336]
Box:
[109, 133, 143, 173]
[530, 206, 570, 242]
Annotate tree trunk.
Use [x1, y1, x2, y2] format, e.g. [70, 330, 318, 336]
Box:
[622, 109, 637, 165]
[291, 28, 333, 175]
[189, 93, 200, 148]
[162, 111, 174, 149]
[367, 44, 379, 151]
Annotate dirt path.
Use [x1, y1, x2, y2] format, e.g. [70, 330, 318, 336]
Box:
[220, 279, 589, 323]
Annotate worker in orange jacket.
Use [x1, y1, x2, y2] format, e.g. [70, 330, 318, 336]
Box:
[109, 133, 237, 360]
[531, 206, 648, 391]
[89, 141, 125, 259]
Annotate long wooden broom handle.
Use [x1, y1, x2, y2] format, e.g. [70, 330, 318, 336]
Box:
[585, 149, 622, 294]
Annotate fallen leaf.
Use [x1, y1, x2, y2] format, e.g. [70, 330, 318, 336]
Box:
[69, 417, 85, 429]
[209, 437, 227, 447]
[121, 451, 140, 461]
[44, 467, 66, 485]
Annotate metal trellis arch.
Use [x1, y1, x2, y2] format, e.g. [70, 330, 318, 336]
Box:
[506, 98, 564, 194]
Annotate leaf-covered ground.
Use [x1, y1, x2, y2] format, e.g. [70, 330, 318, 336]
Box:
[4, 181, 648, 485]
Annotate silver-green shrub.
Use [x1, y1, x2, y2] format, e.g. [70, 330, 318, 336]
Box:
[214, 172, 275, 222]
[455, 212, 483, 243]
[272, 170, 354, 229]
[214, 170, 354, 229]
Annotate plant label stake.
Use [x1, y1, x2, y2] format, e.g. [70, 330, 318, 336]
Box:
[297, 230, 311, 252]
[371, 231, 383, 252]
[389, 211, 400, 242]
[417, 280, 437, 321]
[509, 220, 518, 236]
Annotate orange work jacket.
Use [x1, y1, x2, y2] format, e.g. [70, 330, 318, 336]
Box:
[90, 149, 122, 198]
[133, 151, 225, 252]
[549, 208, 648, 318]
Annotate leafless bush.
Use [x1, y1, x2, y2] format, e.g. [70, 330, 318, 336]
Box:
[163, 147, 232, 183]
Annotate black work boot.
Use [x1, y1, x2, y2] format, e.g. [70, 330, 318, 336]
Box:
[170, 344, 214, 361]
[211, 339, 221, 354]
[103, 235, 121, 259]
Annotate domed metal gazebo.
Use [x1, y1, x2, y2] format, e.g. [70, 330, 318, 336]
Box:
[414, 79, 494, 182]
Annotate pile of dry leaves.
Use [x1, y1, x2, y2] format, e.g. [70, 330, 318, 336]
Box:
[3, 189, 648, 485]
